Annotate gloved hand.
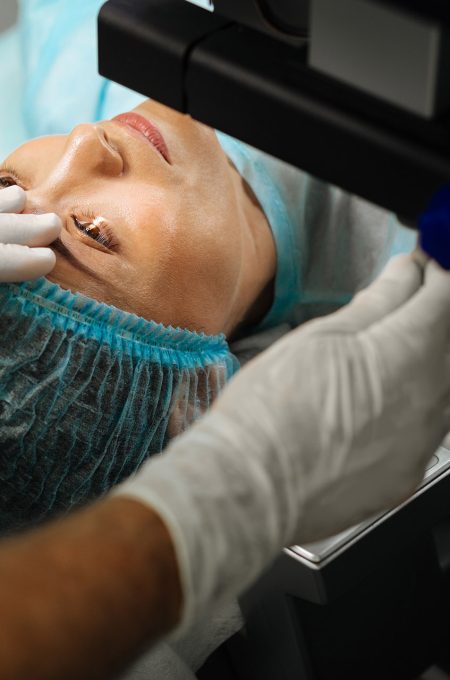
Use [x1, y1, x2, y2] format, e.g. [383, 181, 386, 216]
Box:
[115, 254, 450, 632]
[0, 185, 61, 281]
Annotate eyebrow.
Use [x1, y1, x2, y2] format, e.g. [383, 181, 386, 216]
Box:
[51, 238, 104, 283]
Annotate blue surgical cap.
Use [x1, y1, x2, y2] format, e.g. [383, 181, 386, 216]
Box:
[216, 131, 416, 330]
[0, 278, 238, 534]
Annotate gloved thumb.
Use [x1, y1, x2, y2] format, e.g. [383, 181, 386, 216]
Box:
[312, 254, 422, 334]
[393, 259, 450, 340]
[366, 259, 450, 389]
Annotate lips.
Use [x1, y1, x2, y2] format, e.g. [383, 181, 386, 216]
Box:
[112, 112, 171, 163]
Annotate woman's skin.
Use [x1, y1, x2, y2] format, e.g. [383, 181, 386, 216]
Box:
[1, 100, 276, 337]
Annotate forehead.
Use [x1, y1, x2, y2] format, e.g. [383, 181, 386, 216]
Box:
[6, 134, 65, 162]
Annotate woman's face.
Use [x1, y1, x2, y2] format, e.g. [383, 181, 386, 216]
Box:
[1, 100, 274, 335]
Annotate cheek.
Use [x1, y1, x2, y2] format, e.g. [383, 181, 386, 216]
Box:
[47, 255, 121, 309]
[165, 218, 243, 327]
[169, 173, 244, 301]
[121, 217, 241, 331]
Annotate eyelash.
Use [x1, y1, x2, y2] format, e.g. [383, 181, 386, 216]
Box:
[71, 213, 116, 250]
[0, 171, 117, 252]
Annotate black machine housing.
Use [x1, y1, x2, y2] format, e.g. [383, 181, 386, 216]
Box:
[98, 2, 450, 677]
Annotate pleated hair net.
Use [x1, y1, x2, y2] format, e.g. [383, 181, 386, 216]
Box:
[0, 279, 238, 534]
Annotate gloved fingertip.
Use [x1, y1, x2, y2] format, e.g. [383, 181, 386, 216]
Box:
[49, 213, 62, 232]
[393, 257, 450, 333]
[384, 252, 421, 272]
[411, 247, 429, 272]
[367, 252, 422, 296]
[0, 185, 26, 213]
[424, 259, 450, 289]
[32, 247, 57, 273]
[2, 185, 25, 200]
[35, 213, 62, 238]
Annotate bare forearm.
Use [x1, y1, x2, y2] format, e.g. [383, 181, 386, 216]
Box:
[0, 497, 182, 680]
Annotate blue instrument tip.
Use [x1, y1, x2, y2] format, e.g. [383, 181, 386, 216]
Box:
[419, 185, 450, 270]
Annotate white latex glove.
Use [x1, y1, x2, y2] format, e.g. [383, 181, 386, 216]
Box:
[115, 254, 450, 632]
[0, 185, 61, 281]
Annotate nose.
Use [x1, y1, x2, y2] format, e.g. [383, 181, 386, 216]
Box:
[63, 123, 123, 178]
[21, 123, 125, 217]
